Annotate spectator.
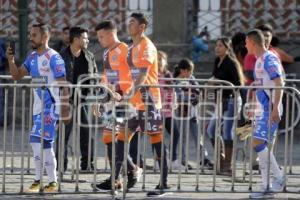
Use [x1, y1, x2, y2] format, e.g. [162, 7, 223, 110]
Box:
[157, 50, 183, 170]
[57, 26, 98, 171]
[270, 36, 294, 64]
[174, 58, 213, 170]
[207, 37, 244, 175]
[0, 38, 7, 126]
[231, 32, 248, 127]
[191, 28, 209, 63]
[231, 32, 247, 66]
[52, 26, 69, 52]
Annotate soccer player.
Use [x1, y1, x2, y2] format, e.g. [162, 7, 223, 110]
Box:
[6, 23, 69, 192]
[245, 29, 284, 199]
[93, 20, 142, 191]
[122, 13, 169, 197]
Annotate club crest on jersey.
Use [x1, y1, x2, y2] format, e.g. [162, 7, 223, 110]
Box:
[112, 55, 118, 62]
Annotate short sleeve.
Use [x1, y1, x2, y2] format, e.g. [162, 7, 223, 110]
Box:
[141, 44, 156, 65]
[22, 55, 32, 73]
[50, 53, 66, 78]
[264, 54, 282, 80]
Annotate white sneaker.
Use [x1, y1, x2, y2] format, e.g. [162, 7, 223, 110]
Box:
[171, 160, 184, 170]
[271, 176, 285, 192]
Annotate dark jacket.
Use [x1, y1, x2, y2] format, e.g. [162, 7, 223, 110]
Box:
[52, 40, 68, 53]
[212, 55, 241, 99]
[59, 46, 98, 103]
[59, 46, 98, 83]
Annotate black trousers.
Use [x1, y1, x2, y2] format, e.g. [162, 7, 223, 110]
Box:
[56, 105, 94, 171]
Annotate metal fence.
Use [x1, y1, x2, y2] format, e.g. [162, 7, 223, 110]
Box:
[1, 76, 300, 198]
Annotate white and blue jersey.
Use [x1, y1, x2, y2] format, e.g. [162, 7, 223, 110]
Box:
[23, 48, 66, 144]
[253, 50, 284, 142]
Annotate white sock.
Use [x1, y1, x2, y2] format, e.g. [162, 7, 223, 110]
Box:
[257, 147, 269, 189]
[31, 143, 42, 181]
[31, 143, 57, 183]
[44, 147, 57, 183]
[270, 152, 283, 180]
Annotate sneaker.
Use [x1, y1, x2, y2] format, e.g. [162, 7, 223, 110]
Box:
[93, 177, 122, 191]
[272, 176, 285, 192]
[127, 166, 143, 189]
[200, 158, 214, 170]
[26, 180, 40, 193]
[252, 164, 260, 171]
[44, 182, 58, 193]
[81, 163, 94, 171]
[181, 161, 193, 170]
[171, 160, 184, 170]
[147, 184, 171, 197]
[249, 191, 275, 199]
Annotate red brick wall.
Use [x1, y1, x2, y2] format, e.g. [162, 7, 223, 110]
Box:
[220, 0, 300, 38]
[0, 0, 127, 38]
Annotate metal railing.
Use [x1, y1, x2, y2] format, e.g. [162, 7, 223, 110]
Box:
[0, 76, 300, 198]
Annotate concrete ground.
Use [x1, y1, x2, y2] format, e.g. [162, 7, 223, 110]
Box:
[0, 127, 300, 199]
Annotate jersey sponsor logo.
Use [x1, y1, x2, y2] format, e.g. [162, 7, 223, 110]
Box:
[267, 66, 278, 74]
[131, 68, 140, 79]
[255, 68, 264, 76]
[44, 132, 50, 137]
[42, 60, 48, 66]
[32, 76, 47, 84]
[54, 54, 64, 65]
[40, 66, 50, 72]
[45, 53, 50, 60]
[55, 65, 64, 73]
[30, 59, 35, 66]
[44, 114, 53, 125]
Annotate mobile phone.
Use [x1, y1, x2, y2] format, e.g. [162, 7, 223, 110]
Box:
[6, 40, 15, 55]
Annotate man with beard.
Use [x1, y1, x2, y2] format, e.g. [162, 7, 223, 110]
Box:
[57, 26, 98, 172]
[6, 23, 70, 192]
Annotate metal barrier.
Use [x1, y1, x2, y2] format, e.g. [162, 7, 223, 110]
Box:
[1, 77, 300, 198]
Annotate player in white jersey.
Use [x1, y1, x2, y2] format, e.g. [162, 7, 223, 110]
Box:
[6, 24, 70, 193]
[245, 29, 285, 199]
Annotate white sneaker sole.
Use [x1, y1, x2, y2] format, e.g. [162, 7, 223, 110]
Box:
[249, 192, 276, 199]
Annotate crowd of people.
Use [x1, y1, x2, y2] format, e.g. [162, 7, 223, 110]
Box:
[1, 12, 293, 198]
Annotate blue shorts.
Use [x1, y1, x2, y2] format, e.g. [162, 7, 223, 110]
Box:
[253, 112, 279, 142]
[29, 109, 58, 143]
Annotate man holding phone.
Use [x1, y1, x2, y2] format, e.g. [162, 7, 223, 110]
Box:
[6, 23, 70, 192]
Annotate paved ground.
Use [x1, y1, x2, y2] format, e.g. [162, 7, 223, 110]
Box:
[0, 127, 300, 199]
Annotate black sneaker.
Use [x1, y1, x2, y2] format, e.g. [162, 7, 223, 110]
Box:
[93, 177, 122, 191]
[127, 167, 143, 189]
[81, 163, 94, 171]
[181, 161, 193, 170]
[252, 164, 259, 171]
[147, 184, 171, 197]
[200, 158, 214, 170]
